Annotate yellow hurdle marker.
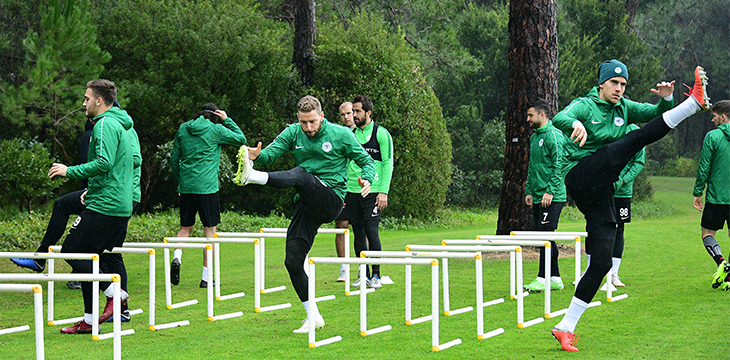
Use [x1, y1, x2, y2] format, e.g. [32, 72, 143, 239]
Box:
[0, 284, 43, 359]
[0, 273, 127, 360]
[510, 231, 586, 287]
[362, 250, 506, 340]
[307, 257, 462, 352]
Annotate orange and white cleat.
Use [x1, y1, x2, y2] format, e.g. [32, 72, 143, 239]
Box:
[683, 66, 711, 111]
[551, 328, 580, 352]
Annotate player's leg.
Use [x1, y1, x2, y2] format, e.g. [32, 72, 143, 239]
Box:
[199, 193, 221, 288]
[361, 193, 383, 288]
[702, 203, 730, 288]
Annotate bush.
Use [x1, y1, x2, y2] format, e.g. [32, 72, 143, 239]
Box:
[0, 139, 63, 212]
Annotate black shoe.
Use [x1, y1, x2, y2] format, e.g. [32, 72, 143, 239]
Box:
[66, 281, 81, 290]
[170, 258, 180, 286]
[199, 279, 217, 288]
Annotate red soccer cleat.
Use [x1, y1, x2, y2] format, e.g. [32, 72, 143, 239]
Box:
[551, 328, 580, 352]
[60, 320, 93, 334]
[683, 66, 711, 111]
[99, 291, 130, 324]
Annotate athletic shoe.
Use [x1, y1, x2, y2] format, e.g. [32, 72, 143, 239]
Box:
[683, 66, 711, 111]
[369, 275, 383, 289]
[551, 328, 579, 352]
[550, 279, 565, 290]
[712, 260, 730, 289]
[234, 145, 253, 186]
[66, 281, 81, 290]
[61, 320, 93, 334]
[199, 279, 217, 288]
[99, 291, 130, 324]
[10, 258, 44, 272]
[718, 282, 730, 291]
[337, 269, 346, 282]
[292, 314, 325, 333]
[170, 258, 181, 286]
[351, 276, 369, 287]
[524, 278, 545, 292]
[105, 309, 131, 323]
[612, 275, 626, 287]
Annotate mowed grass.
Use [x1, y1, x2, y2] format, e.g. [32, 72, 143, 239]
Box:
[1, 176, 728, 359]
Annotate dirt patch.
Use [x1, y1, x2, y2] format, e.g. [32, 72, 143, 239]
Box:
[480, 242, 584, 261]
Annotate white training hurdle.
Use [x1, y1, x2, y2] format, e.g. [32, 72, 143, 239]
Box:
[0, 284, 44, 359]
[0, 273, 127, 360]
[307, 257, 462, 352]
[362, 250, 506, 340]
[509, 231, 585, 285]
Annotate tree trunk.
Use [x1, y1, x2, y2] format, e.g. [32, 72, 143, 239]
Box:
[293, 0, 316, 87]
[497, 0, 559, 234]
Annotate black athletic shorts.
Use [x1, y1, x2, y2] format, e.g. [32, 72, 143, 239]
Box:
[701, 202, 730, 231]
[614, 197, 632, 224]
[335, 200, 349, 222]
[62, 209, 130, 253]
[345, 192, 381, 226]
[532, 201, 565, 231]
[179, 193, 221, 227]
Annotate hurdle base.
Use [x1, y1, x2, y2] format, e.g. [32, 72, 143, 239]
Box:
[362, 325, 392, 336]
[433, 338, 462, 352]
[256, 303, 292, 313]
[218, 292, 246, 301]
[0, 325, 30, 335]
[310, 336, 342, 348]
[482, 298, 505, 308]
[521, 317, 545, 328]
[314, 295, 336, 303]
[151, 320, 190, 331]
[261, 286, 286, 294]
[50, 316, 84, 326]
[346, 288, 375, 296]
[588, 300, 602, 308]
[96, 329, 135, 341]
[510, 291, 530, 300]
[477, 328, 504, 340]
[169, 299, 199, 309]
[407, 315, 432, 325]
[608, 294, 629, 302]
[211, 311, 244, 321]
[444, 306, 473, 316]
[547, 308, 568, 319]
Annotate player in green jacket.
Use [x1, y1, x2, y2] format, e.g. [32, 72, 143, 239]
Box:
[345, 95, 394, 289]
[236, 95, 375, 334]
[169, 103, 247, 288]
[549, 61, 711, 352]
[692, 100, 730, 290]
[524, 99, 567, 293]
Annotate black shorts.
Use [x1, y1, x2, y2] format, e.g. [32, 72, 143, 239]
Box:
[345, 192, 381, 226]
[335, 200, 349, 222]
[614, 197, 632, 223]
[287, 185, 343, 245]
[701, 202, 730, 231]
[61, 209, 130, 253]
[532, 201, 565, 231]
[179, 193, 221, 227]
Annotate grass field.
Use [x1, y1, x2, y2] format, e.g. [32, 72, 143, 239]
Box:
[1, 176, 728, 359]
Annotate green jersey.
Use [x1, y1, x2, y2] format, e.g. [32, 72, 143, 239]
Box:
[693, 122, 730, 204]
[130, 128, 142, 203]
[255, 119, 375, 200]
[66, 107, 137, 217]
[614, 124, 645, 199]
[525, 121, 567, 202]
[346, 121, 394, 194]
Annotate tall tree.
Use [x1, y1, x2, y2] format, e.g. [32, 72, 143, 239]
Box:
[294, 0, 317, 86]
[497, 0, 558, 234]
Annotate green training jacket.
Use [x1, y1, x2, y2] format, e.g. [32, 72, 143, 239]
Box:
[171, 116, 247, 194]
[255, 119, 375, 201]
[346, 121, 394, 194]
[614, 124, 645, 199]
[130, 128, 142, 203]
[552, 86, 673, 173]
[66, 107, 137, 217]
[693, 122, 730, 204]
[525, 121, 567, 202]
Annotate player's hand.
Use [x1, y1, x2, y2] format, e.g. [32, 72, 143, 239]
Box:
[214, 109, 228, 120]
[541, 193, 553, 208]
[525, 195, 533, 206]
[570, 121, 587, 147]
[48, 163, 68, 178]
[358, 177, 371, 197]
[248, 142, 262, 160]
[650, 80, 675, 98]
[376, 193, 388, 211]
[693, 196, 703, 211]
[80, 190, 87, 206]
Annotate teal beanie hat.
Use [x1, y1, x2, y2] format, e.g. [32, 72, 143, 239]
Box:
[597, 59, 628, 85]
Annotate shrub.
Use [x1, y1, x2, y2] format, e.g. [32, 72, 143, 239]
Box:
[0, 139, 63, 212]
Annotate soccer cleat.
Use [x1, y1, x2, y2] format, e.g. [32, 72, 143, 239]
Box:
[683, 66, 711, 111]
[199, 279, 217, 288]
[10, 258, 44, 272]
[66, 281, 81, 290]
[719, 282, 730, 291]
[550, 279, 565, 291]
[60, 320, 93, 334]
[524, 278, 545, 292]
[337, 269, 346, 282]
[292, 314, 325, 333]
[105, 309, 131, 323]
[351, 276, 369, 287]
[234, 145, 253, 186]
[369, 275, 383, 289]
[551, 328, 579, 352]
[612, 275, 626, 287]
[712, 260, 730, 289]
[170, 258, 181, 286]
[99, 291, 130, 324]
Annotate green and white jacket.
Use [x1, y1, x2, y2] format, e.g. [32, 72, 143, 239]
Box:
[693, 122, 730, 204]
[525, 121, 567, 203]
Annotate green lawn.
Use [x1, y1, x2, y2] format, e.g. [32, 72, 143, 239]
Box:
[1, 176, 727, 359]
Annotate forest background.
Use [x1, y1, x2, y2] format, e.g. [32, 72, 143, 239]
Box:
[0, 0, 728, 221]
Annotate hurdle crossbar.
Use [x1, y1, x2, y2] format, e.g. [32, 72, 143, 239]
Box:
[509, 231, 585, 286]
[308, 257, 461, 352]
[0, 284, 43, 359]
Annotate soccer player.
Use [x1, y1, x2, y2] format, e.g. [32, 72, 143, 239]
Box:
[170, 103, 246, 288]
[692, 100, 730, 290]
[334, 101, 356, 282]
[236, 95, 375, 333]
[549, 60, 711, 351]
[523, 99, 567, 293]
[347, 95, 394, 289]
